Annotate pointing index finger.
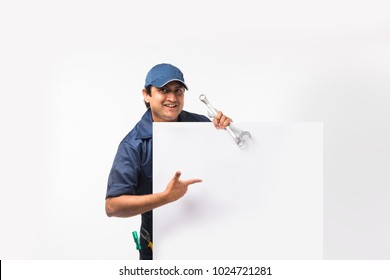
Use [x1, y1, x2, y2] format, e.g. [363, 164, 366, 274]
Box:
[185, 178, 203, 185]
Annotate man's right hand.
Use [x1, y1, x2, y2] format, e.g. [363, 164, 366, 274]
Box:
[106, 171, 202, 218]
[163, 171, 202, 203]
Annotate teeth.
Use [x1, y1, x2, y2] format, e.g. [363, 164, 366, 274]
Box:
[165, 104, 177, 108]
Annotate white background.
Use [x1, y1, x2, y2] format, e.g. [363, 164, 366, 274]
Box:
[0, 0, 390, 259]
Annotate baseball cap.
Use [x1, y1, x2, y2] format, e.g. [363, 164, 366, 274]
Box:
[144, 63, 188, 89]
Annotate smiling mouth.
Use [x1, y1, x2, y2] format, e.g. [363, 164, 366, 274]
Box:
[164, 104, 178, 108]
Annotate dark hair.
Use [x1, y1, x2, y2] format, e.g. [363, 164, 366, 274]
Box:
[144, 85, 152, 109]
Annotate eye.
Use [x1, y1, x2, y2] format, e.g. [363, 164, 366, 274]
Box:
[159, 87, 169, 93]
[175, 88, 184, 95]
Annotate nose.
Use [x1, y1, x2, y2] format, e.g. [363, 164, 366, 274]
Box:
[165, 92, 178, 102]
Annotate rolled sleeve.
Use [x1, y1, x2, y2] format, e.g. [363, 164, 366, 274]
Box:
[106, 141, 141, 198]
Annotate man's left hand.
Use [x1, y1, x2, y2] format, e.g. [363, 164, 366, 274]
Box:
[213, 111, 232, 129]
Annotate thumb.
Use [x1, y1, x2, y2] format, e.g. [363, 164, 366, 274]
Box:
[173, 171, 182, 182]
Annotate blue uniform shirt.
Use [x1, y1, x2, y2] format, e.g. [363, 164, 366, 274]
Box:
[106, 109, 210, 259]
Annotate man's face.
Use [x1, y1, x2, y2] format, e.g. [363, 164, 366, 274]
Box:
[143, 81, 185, 122]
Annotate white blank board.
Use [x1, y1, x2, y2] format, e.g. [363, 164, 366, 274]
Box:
[153, 122, 323, 259]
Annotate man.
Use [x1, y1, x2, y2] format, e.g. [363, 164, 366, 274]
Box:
[105, 63, 231, 259]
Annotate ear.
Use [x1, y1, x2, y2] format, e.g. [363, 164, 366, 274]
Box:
[142, 89, 150, 103]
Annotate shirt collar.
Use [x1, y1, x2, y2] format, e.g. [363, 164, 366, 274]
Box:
[136, 109, 191, 139]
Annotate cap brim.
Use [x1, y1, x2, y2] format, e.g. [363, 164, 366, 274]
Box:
[151, 78, 188, 90]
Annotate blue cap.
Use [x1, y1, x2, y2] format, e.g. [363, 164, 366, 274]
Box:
[144, 63, 188, 89]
